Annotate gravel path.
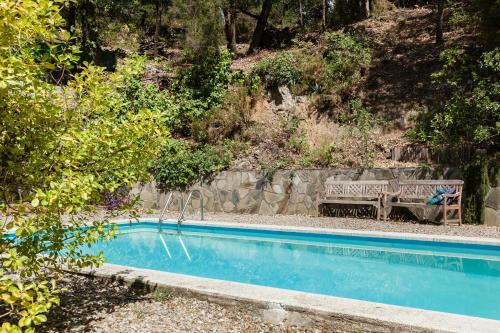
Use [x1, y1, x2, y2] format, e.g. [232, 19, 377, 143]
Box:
[143, 211, 500, 239]
[43, 275, 330, 333]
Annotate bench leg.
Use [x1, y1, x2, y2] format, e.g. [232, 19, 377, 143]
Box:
[376, 201, 381, 221]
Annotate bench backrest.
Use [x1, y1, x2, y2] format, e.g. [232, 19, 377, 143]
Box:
[397, 180, 464, 200]
[324, 180, 389, 198]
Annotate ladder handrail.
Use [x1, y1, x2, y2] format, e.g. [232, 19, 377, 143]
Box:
[159, 191, 175, 223]
[177, 190, 204, 228]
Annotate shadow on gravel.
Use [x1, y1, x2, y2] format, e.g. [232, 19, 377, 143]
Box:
[43, 274, 149, 332]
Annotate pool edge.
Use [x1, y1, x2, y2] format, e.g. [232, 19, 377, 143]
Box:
[111, 217, 500, 247]
[77, 262, 500, 333]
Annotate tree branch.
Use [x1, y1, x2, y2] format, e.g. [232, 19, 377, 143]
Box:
[239, 8, 259, 20]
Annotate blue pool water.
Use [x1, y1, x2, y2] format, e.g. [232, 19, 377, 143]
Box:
[88, 222, 500, 320]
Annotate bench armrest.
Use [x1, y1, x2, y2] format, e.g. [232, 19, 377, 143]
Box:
[442, 192, 462, 199]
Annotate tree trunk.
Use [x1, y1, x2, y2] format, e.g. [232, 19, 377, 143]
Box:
[155, 0, 163, 40]
[363, 0, 370, 19]
[322, 0, 327, 31]
[63, 1, 76, 32]
[79, 0, 99, 62]
[299, 0, 304, 27]
[247, 0, 274, 54]
[223, 8, 237, 53]
[435, 0, 445, 44]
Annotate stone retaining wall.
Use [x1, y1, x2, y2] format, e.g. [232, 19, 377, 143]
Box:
[133, 167, 465, 217]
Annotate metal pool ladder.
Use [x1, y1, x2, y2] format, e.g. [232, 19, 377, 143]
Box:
[177, 190, 204, 231]
[158, 191, 177, 223]
[158, 190, 204, 231]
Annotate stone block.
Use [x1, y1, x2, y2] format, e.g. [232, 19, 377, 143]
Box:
[296, 181, 308, 194]
[232, 190, 240, 205]
[259, 201, 273, 215]
[222, 201, 235, 212]
[272, 184, 283, 194]
[486, 187, 500, 210]
[485, 207, 500, 227]
[238, 188, 250, 199]
[216, 179, 226, 189]
[264, 191, 284, 204]
[295, 202, 308, 215]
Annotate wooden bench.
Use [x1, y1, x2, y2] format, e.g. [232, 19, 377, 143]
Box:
[382, 180, 464, 225]
[319, 180, 390, 220]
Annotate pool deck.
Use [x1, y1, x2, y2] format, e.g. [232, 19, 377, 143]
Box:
[76, 216, 500, 333]
[118, 211, 500, 239]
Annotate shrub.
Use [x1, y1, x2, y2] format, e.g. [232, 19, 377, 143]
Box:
[340, 99, 381, 167]
[323, 32, 371, 91]
[191, 84, 254, 143]
[0, 2, 167, 331]
[408, 47, 499, 148]
[172, 49, 236, 134]
[120, 57, 181, 129]
[253, 52, 302, 88]
[153, 140, 233, 189]
[290, 52, 326, 95]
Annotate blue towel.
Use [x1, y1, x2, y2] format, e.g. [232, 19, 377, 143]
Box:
[426, 187, 456, 205]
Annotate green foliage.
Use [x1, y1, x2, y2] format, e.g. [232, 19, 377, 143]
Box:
[409, 47, 499, 148]
[150, 288, 172, 302]
[297, 140, 338, 168]
[0, 1, 167, 331]
[153, 140, 233, 189]
[470, 0, 500, 46]
[341, 99, 381, 167]
[253, 32, 370, 94]
[172, 49, 235, 134]
[323, 32, 371, 91]
[175, 0, 224, 57]
[119, 56, 182, 128]
[253, 52, 302, 88]
[192, 84, 255, 143]
[462, 155, 490, 224]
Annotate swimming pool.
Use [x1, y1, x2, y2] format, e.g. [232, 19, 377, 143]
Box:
[88, 221, 500, 321]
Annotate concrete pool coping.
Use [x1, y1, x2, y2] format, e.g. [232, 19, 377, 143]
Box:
[80, 263, 500, 333]
[77, 216, 500, 332]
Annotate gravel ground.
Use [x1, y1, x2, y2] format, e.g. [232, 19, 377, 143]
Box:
[43, 275, 331, 333]
[140, 211, 500, 239]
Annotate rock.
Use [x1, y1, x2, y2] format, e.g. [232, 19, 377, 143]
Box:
[269, 86, 296, 112]
[264, 191, 283, 204]
[258, 201, 274, 215]
[260, 303, 288, 325]
[272, 184, 283, 194]
[222, 201, 235, 212]
[486, 187, 500, 210]
[485, 207, 500, 227]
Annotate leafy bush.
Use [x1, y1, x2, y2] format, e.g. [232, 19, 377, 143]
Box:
[341, 99, 381, 167]
[408, 47, 499, 148]
[172, 49, 236, 134]
[253, 52, 302, 88]
[0, 2, 167, 331]
[323, 32, 371, 91]
[191, 84, 255, 143]
[153, 140, 233, 189]
[253, 32, 370, 94]
[119, 56, 182, 129]
[290, 52, 326, 95]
